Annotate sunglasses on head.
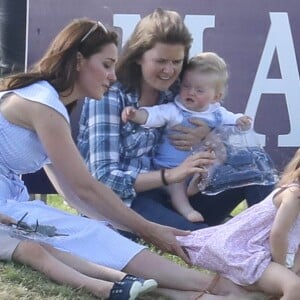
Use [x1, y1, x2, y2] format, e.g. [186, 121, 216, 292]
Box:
[80, 21, 108, 43]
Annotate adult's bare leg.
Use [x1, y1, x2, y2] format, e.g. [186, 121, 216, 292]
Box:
[41, 243, 125, 282]
[123, 249, 256, 299]
[12, 241, 113, 299]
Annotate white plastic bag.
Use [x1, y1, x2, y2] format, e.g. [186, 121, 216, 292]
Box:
[192, 125, 279, 195]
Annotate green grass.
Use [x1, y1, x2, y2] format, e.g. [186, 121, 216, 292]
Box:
[231, 200, 247, 216]
[0, 195, 247, 299]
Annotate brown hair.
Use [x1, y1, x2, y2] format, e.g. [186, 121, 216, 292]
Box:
[185, 52, 229, 99]
[116, 8, 192, 92]
[277, 148, 300, 187]
[0, 18, 118, 99]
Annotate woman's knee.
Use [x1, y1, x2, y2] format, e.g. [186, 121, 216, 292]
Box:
[12, 240, 46, 264]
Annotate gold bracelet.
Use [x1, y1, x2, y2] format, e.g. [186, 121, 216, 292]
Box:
[160, 168, 169, 186]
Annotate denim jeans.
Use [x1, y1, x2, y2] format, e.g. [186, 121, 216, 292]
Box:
[131, 184, 274, 229]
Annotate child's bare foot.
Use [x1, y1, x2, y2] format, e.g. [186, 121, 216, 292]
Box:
[174, 203, 204, 222]
[185, 210, 204, 222]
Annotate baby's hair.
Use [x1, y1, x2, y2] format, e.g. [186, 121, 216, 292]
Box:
[278, 148, 300, 186]
[184, 52, 228, 99]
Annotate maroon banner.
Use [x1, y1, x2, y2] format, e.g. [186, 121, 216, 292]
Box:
[27, 0, 300, 171]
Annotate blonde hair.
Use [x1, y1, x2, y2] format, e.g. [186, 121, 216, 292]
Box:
[185, 52, 228, 99]
[277, 148, 300, 187]
[116, 8, 192, 92]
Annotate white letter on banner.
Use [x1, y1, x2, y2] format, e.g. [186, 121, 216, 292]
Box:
[184, 15, 215, 56]
[113, 14, 141, 46]
[245, 12, 300, 146]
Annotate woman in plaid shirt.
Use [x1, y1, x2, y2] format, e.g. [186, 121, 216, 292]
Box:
[78, 8, 272, 233]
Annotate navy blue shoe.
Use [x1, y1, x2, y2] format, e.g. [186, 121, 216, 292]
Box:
[122, 274, 158, 295]
[109, 279, 142, 300]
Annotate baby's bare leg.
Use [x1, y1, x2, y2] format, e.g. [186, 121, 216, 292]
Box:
[167, 181, 204, 222]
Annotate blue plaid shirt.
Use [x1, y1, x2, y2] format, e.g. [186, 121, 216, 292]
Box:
[77, 81, 176, 204]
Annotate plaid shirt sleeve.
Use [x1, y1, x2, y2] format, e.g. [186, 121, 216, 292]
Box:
[78, 86, 138, 201]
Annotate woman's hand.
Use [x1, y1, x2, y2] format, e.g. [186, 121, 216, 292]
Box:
[169, 118, 210, 151]
[0, 213, 16, 225]
[141, 221, 192, 264]
[164, 151, 216, 184]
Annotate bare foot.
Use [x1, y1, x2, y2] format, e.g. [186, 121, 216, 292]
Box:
[186, 210, 204, 222]
[174, 204, 204, 222]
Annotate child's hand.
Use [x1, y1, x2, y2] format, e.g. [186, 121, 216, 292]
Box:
[236, 115, 252, 130]
[121, 106, 137, 123]
[0, 213, 16, 225]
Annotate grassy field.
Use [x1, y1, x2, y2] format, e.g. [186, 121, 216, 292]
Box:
[0, 196, 246, 300]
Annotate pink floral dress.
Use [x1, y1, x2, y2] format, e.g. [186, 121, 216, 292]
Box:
[177, 184, 300, 285]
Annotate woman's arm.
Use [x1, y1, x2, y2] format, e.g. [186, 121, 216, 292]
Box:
[43, 164, 111, 222]
[270, 187, 300, 265]
[26, 99, 192, 262]
[31, 102, 146, 230]
[134, 150, 215, 192]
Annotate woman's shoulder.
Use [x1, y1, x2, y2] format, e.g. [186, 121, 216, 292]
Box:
[14, 81, 69, 123]
[15, 80, 57, 98]
[0, 80, 56, 100]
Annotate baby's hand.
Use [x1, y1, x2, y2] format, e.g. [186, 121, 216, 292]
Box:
[121, 106, 137, 123]
[236, 115, 252, 130]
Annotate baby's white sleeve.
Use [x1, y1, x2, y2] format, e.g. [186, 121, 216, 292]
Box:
[142, 103, 182, 128]
[219, 106, 245, 125]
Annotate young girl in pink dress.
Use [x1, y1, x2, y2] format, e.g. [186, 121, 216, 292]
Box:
[178, 148, 300, 299]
